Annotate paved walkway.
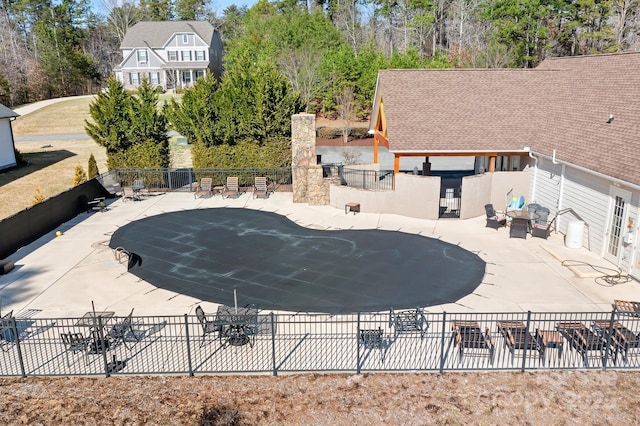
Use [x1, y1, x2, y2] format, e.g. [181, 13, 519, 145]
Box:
[1, 192, 639, 319]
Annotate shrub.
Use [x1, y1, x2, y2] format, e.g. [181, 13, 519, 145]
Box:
[73, 164, 88, 186]
[87, 153, 99, 179]
[32, 187, 45, 205]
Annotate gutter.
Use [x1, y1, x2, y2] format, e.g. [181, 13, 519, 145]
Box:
[389, 149, 530, 155]
[532, 151, 640, 192]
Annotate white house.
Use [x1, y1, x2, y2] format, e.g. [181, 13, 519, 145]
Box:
[114, 21, 223, 91]
[0, 103, 19, 171]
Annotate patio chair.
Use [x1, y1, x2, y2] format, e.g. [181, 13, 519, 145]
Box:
[592, 321, 640, 364]
[613, 300, 640, 317]
[61, 332, 91, 366]
[557, 322, 614, 367]
[389, 307, 429, 339]
[497, 321, 539, 364]
[531, 207, 554, 239]
[0, 310, 14, 351]
[452, 320, 495, 364]
[484, 204, 506, 230]
[122, 187, 140, 202]
[106, 308, 140, 350]
[221, 177, 240, 199]
[194, 177, 213, 199]
[359, 327, 386, 362]
[253, 177, 269, 199]
[195, 305, 223, 347]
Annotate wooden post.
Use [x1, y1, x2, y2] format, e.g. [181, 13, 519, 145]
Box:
[489, 156, 496, 172]
[373, 134, 379, 164]
[394, 155, 400, 174]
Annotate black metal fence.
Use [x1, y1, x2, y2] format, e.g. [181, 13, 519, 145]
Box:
[1, 309, 638, 378]
[98, 168, 293, 193]
[338, 167, 395, 191]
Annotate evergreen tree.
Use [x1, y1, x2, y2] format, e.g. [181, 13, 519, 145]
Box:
[87, 153, 99, 179]
[73, 164, 88, 186]
[129, 78, 170, 167]
[85, 76, 134, 169]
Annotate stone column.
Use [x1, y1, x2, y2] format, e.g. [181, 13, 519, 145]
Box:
[292, 113, 317, 203]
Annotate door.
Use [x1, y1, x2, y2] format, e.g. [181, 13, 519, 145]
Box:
[604, 187, 630, 264]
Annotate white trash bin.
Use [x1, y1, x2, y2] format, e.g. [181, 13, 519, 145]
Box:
[565, 220, 584, 249]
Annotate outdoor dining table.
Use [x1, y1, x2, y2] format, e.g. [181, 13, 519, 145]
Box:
[214, 305, 258, 347]
[506, 210, 540, 239]
[75, 311, 115, 354]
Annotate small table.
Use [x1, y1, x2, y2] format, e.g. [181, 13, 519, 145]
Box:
[75, 311, 115, 327]
[215, 305, 258, 347]
[213, 186, 225, 196]
[506, 210, 540, 239]
[537, 329, 563, 365]
[345, 202, 360, 215]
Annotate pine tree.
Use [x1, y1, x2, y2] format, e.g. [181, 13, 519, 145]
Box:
[88, 153, 99, 179]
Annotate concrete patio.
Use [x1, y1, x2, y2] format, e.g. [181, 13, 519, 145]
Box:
[1, 190, 639, 320]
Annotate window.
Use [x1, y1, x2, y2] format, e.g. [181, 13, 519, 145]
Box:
[129, 73, 139, 85]
[168, 51, 177, 61]
[183, 72, 192, 83]
[195, 50, 205, 61]
[182, 34, 188, 44]
[195, 70, 205, 80]
[181, 50, 191, 61]
[149, 72, 160, 85]
[137, 50, 147, 63]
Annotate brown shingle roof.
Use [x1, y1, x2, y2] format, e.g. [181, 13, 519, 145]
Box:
[374, 52, 640, 186]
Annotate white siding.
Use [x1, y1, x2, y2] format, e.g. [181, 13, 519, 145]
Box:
[0, 119, 17, 170]
[531, 157, 561, 215]
[561, 167, 610, 254]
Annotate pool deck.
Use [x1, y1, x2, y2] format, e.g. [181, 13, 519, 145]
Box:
[1, 191, 639, 320]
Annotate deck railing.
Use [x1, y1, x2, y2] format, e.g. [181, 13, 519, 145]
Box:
[1, 309, 637, 378]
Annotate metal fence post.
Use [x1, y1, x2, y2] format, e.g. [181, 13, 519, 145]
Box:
[10, 318, 27, 378]
[184, 314, 194, 376]
[439, 312, 447, 374]
[97, 316, 110, 378]
[356, 312, 362, 374]
[521, 311, 532, 373]
[167, 169, 173, 191]
[271, 312, 277, 376]
[602, 310, 617, 371]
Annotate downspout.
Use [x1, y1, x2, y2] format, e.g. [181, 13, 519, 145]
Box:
[527, 148, 537, 202]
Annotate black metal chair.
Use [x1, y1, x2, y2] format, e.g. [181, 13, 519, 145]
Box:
[61, 332, 91, 366]
[195, 305, 223, 347]
[484, 204, 506, 229]
[0, 311, 15, 352]
[389, 307, 429, 339]
[359, 327, 386, 362]
[107, 308, 140, 350]
[531, 207, 554, 239]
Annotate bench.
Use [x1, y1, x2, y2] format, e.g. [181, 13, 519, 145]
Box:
[345, 202, 360, 215]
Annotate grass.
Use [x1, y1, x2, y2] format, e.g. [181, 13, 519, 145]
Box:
[1, 96, 190, 220]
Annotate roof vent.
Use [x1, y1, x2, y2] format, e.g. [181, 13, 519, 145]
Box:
[606, 114, 614, 124]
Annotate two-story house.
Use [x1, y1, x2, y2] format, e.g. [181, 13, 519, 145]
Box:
[114, 21, 223, 91]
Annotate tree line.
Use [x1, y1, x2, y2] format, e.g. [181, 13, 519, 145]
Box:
[1, 0, 638, 110]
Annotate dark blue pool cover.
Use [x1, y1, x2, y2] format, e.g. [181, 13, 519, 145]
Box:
[109, 208, 485, 313]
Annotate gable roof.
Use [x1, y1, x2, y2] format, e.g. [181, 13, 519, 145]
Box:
[370, 52, 640, 186]
[0, 104, 19, 119]
[120, 21, 215, 49]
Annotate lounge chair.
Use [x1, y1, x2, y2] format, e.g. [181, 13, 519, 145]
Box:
[221, 177, 240, 199]
[557, 322, 614, 367]
[253, 177, 269, 199]
[592, 320, 640, 364]
[613, 300, 640, 316]
[452, 320, 495, 364]
[122, 187, 140, 202]
[389, 307, 429, 339]
[485, 204, 506, 229]
[497, 321, 539, 364]
[194, 177, 213, 199]
[195, 305, 223, 347]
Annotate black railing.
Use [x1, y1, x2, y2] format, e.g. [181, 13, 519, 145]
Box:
[338, 167, 394, 191]
[98, 168, 293, 193]
[1, 309, 638, 377]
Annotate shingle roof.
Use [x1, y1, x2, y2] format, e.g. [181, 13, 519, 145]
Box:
[0, 103, 19, 119]
[373, 52, 640, 186]
[120, 21, 215, 48]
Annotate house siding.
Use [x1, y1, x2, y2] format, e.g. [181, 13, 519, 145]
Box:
[0, 118, 17, 170]
[530, 157, 561, 215]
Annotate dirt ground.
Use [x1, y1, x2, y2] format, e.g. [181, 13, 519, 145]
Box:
[0, 371, 638, 425]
